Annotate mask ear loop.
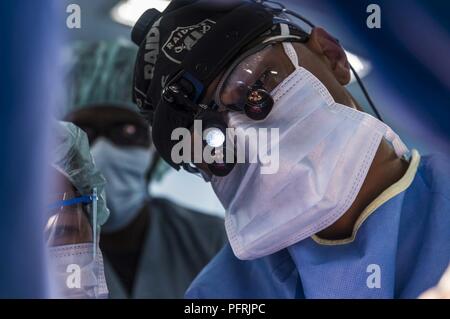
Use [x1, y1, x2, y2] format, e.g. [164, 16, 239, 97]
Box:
[385, 127, 409, 159]
[92, 188, 98, 259]
[280, 24, 300, 69]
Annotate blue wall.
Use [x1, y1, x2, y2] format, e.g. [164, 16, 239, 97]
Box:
[0, 0, 62, 298]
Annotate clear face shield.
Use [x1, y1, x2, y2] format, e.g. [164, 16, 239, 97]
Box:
[45, 188, 108, 299]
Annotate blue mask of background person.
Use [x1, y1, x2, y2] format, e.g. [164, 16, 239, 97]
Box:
[91, 138, 153, 233]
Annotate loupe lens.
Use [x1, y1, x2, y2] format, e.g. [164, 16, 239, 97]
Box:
[244, 88, 273, 120]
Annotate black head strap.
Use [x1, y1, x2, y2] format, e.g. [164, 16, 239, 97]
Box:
[181, 2, 274, 90]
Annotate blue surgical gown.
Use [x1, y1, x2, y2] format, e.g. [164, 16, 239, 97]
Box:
[186, 152, 450, 299]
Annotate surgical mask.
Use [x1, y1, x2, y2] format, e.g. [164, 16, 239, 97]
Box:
[47, 243, 108, 299]
[211, 43, 409, 260]
[90, 138, 152, 233]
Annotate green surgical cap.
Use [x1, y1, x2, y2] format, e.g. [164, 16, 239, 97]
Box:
[62, 40, 139, 118]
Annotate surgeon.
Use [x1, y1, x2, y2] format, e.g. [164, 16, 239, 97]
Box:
[47, 121, 109, 299]
[64, 41, 227, 298]
[130, 0, 450, 298]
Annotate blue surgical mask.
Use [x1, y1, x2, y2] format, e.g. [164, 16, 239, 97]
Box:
[90, 138, 153, 233]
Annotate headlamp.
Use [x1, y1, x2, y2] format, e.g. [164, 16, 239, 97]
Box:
[205, 127, 226, 148]
[200, 111, 236, 177]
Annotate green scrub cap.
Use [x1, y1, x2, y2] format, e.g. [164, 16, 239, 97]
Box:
[62, 40, 139, 117]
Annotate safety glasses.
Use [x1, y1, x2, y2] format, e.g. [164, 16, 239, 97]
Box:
[78, 122, 150, 147]
[212, 39, 303, 120]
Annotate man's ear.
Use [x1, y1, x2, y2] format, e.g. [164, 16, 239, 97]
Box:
[306, 27, 351, 85]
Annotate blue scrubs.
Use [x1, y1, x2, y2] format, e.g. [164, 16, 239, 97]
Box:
[186, 152, 450, 299]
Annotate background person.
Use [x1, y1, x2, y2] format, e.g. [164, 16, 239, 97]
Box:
[64, 41, 227, 298]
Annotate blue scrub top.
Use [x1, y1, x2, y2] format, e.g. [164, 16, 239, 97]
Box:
[104, 198, 227, 299]
[186, 151, 450, 299]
